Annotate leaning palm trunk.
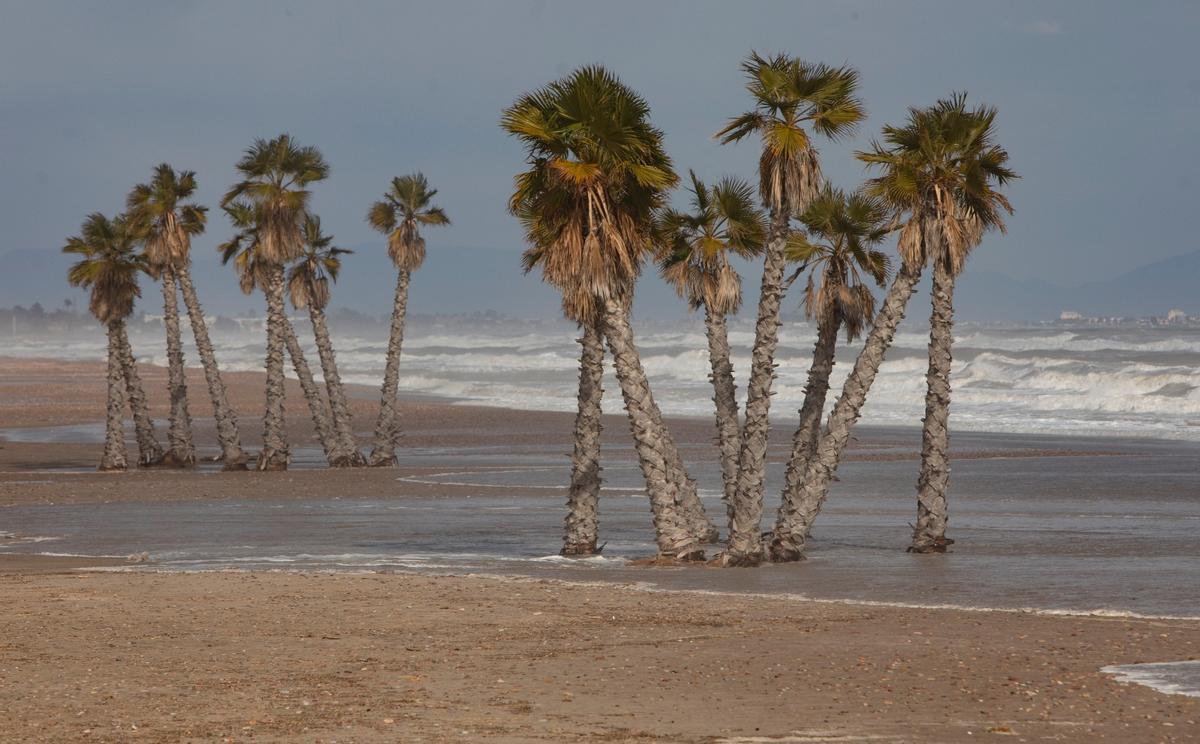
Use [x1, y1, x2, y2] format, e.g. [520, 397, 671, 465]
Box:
[562, 318, 605, 555]
[369, 270, 411, 466]
[601, 298, 702, 561]
[281, 318, 338, 466]
[769, 263, 923, 561]
[309, 306, 365, 467]
[259, 266, 291, 471]
[175, 264, 248, 470]
[159, 267, 196, 467]
[100, 322, 130, 472]
[116, 320, 164, 467]
[704, 304, 741, 531]
[775, 311, 841, 521]
[723, 214, 790, 564]
[911, 260, 955, 552]
[647, 398, 719, 543]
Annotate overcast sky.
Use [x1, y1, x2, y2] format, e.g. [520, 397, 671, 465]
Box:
[2, 0, 1197, 315]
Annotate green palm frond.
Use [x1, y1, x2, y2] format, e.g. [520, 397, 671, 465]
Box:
[366, 172, 449, 271]
[62, 212, 144, 323]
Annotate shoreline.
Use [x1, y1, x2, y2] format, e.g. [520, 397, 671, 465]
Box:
[3, 356, 1199, 740]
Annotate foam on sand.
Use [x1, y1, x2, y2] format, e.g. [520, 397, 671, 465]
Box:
[1102, 660, 1200, 697]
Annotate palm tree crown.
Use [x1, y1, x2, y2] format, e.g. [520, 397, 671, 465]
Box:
[365, 173, 449, 272]
[126, 164, 208, 271]
[658, 171, 767, 316]
[218, 201, 271, 295]
[786, 186, 892, 340]
[716, 52, 865, 216]
[222, 134, 329, 265]
[857, 93, 1016, 273]
[289, 216, 352, 311]
[501, 65, 678, 321]
[63, 213, 145, 324]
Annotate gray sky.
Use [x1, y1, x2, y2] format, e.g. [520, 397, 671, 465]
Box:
[2, 0, 1197, 317]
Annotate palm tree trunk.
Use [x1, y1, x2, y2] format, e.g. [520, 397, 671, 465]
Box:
[175, 263, 248, 470]
[116, 320, 164, 467]
[769, 263, 924, 561]
[774, 311, 841, 527]
[159, 267, 195, 467]
[369, 269, 411, 466]
[704, 305, 740, 535]
[911, 260, 956, 553]
[647, 392, 719, 543]
[100, 321, 129, 472]
[281, 317, 337, 466]
[601, 298, 702, 561]
[259, 265, 291, 471]
[562, 317, 605, 556]
[309, 306, 365, 467]
[722, 213, 790, 565]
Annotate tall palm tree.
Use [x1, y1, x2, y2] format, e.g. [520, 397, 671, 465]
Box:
[289, 216, 365, 467]
[714, 52, 865, 565]
[364, 173, 449, 467]
[128, 164, 248, 469]
[63, 213, 152, 471]
[658, 172, 767, 533]
[220, 201, 338, 467]
[899, 97, 1016, 553]
[768, 186, 890, 548]
[222, 134, 329, 470]
[503, 65, 714, 560]
[769, 95, 1013, 561]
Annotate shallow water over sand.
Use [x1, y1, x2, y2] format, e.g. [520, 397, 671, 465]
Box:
[3, 428, 1197, 618]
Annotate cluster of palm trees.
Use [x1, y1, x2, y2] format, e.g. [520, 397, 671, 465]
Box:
[503, 54, 1014, 564]
[65, 50, 1013, 568]
[63, 140, 448, 473]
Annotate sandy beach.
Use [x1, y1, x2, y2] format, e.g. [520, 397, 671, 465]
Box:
[2, 356, 1199, 742]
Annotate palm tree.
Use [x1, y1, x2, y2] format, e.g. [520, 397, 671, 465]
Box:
[127, 164, 248, 469]
[769, 95, 1013, 561]
[503, 65, 715, 560]
[768, 186, 890, 549]
[289, 216, 365, 467]
[221, 134, 329, 470]
[63, 213, 152, 470]
[364, 173, 449, 467]
[658, 172, 767, 534]
[220, 200, 338, 467]
[899, 97, 1016, 553]
[714, 52, 865, 565]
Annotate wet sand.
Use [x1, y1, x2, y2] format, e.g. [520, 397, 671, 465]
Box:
[2, 356, 1198, 741]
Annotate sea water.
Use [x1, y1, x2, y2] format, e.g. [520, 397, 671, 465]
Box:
[2, 428, 1197, 619]
[6, 317, 1200, 441]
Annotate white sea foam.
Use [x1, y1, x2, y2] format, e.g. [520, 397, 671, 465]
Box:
[1102, 661, 1200, 697]
[11, 320, 1200, 440]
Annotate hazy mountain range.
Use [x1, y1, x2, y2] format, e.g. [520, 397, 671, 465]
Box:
[5, 245, 1197, 323]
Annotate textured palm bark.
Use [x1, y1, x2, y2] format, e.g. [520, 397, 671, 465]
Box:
[911, 260, 955, 553]
[309, 307, 365, 467]
[774, 311, 841, 527]
[175, 265, 247, 470]
[100, 322, 129, 472]
[722, 215, 790, 565]
[562, 319, 605, 556]
[259, 266, 291, 471]
[602, 298, 702, 561]
[369, 270, 411, 467]
[159, 267, 195, 467]
[281, 318, 337, 465]
[647, 397, 719, 543]
[704, 305, 741, 532]
[769, 264, 924, 561]
[116, 320, 164, 468]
